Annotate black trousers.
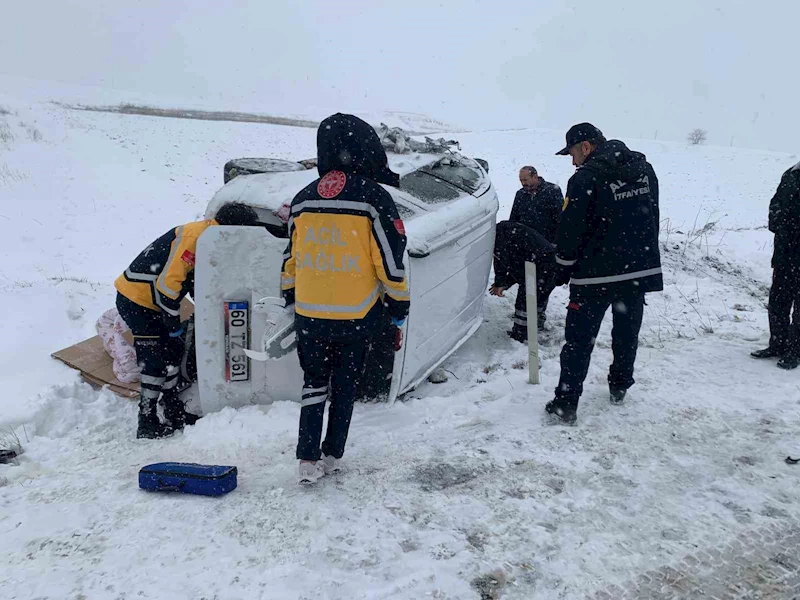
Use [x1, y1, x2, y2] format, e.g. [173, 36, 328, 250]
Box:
[513, 273, 556, 331]
[296, 331, 369, 461]
[555, 292, 645, 405]
[768, 264, 800, 355]
[116, 293, 180, 405]
[493, 221, 556, 330]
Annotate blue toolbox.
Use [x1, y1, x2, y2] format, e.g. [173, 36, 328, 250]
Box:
[139, 462, 237, 497]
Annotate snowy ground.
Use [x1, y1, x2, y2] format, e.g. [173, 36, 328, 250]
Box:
[1, 85, 800, 599]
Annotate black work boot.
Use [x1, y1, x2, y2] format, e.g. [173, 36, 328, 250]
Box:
[136, 399, 170, 439]
[777, 354, 800, 370]
[609, 386, 627, 405]
[161, 393, 201, 432]
[545, 398, 577, 425]
[751, 346, 784, 359]
[161, 396, 184, 434]
[161, 393, 187, 433]
[183, 411, 200, 427]
[508, 325, 527, 343]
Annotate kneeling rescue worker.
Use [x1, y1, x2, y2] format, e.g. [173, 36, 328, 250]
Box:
[115, 203, 259, 439]
[281, 113, 410, 484]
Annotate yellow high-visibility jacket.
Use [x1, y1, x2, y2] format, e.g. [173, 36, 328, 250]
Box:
[115, 220, 217, 325]
[281, 170, 410, 322]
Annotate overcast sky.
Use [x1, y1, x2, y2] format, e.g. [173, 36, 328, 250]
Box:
[3, 0, 798, 152]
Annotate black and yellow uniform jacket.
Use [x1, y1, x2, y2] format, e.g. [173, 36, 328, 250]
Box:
[115, 219, 217, 329]
[281, 113, 410, 336]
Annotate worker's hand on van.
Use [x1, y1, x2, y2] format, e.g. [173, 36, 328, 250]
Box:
[282, 289, 295, 308]
[489, 285, 506, 297]
[390, 316, 406, 351]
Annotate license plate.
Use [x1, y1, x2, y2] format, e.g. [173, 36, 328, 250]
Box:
[224, 301, 249, 382]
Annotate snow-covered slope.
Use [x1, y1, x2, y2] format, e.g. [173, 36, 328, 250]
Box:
[2, 88, 800, 599]
[0, 74, 464, 135]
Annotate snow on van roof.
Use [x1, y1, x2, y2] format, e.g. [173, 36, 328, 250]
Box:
[205, 152, 445, 218]
[204, 149, 499, 256]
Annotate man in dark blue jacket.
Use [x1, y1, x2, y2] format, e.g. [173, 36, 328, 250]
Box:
[510, 166, 564, 243]
[490, 166, 563, 340]
[546, 123, 662, 425]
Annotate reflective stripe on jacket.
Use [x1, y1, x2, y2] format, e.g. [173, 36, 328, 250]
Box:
[115, 220, 216, 322]
[281, 172, 410, 321]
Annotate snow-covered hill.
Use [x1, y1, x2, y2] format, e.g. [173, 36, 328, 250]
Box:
[1, 86, 800, 599]
[0, 74, 464, 135]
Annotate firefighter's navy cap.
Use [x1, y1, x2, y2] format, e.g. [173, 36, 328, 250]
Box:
[556, 123, 604, 155]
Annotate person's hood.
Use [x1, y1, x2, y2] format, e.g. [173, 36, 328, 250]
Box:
[583, 139, 649, 181]
[316, 113, 400, 187]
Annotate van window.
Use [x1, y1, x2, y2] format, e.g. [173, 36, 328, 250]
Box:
[399, 171, 462, 204]
[420, 158, 482, 195]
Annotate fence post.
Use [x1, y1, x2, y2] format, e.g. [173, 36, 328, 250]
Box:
[525, 261, 539, 384]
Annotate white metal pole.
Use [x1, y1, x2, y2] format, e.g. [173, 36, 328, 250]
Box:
[525, 261, 539, 384]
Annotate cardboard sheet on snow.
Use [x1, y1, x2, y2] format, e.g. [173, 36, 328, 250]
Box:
[51, 299, 194, 399]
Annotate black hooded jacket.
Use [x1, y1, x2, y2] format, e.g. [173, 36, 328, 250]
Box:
[555, 140, 663, 296]
[768, 161, 800, 268]
[316, 113, 400, 187]
[281, 113, 410, 338]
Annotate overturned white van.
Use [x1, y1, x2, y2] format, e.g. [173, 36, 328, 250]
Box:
[194, 150, 498, 415]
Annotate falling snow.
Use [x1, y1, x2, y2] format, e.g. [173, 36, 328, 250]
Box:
[1, 82, 799, 600]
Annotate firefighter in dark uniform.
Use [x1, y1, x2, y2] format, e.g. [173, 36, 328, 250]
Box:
[490, 166, 563, 340]
[115, 203, 259, 438]
[547, 123, 662, 425]
[281, 113, 410, 484]
[751, 161, 800, 369]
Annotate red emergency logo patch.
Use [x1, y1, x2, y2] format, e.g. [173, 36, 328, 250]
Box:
[181, 250, 196, 266]
[318, 170, 347, 199]
[394, 218, 405, 235]
[568, 301, 581, 311]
